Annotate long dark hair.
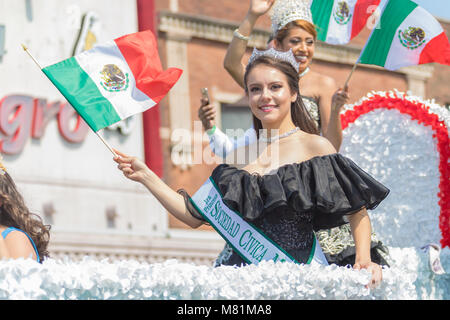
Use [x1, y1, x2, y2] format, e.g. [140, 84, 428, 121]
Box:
[243, 55, 319, 138]
[0, 171, 51, 262]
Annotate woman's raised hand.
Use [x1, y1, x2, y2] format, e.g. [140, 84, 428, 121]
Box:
[331, 85, 350, 112]
[198, 97, 216, 131]
[113, 149, 152, 184]
[249, 0, 275, 17]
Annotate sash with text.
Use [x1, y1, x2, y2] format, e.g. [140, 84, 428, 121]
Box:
[190, 178, 328, 266]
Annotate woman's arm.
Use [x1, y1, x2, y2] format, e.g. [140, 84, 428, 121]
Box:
[348, 208, 382, 288]
[318, 77, 349, 151]
[198, 99, 235, 158]
[326, 86, 349, 151]
[208, 127, 236, 158]
[198, 100, 256, 158]
[113, 149, 203, 228]
[223, 0, 274, 88]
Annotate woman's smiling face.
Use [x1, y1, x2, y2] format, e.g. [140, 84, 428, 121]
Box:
[277, 27, 315, 72]
[246, 64, 297, 126]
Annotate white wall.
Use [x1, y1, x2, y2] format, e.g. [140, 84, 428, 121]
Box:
[0, 0, 168, 237]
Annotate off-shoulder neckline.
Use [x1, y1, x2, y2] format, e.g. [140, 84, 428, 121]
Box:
[214, 152, 340, 178]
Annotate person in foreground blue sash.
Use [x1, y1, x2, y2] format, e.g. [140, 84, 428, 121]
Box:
[114, 49, 389, 289]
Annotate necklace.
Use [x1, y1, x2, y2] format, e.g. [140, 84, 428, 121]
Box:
[299, 66, 310, 78]
[259, 127, 300, 143]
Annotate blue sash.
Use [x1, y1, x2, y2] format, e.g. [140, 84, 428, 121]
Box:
[190, 177, 328, 266]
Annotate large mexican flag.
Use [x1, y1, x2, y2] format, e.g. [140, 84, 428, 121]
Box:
[310, 0, 382, 44]
[359, 0, 450, 70]
[43, 30, 182, 132]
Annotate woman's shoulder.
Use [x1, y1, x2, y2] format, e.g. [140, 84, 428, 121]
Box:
[308, 70, 336, 89]
[299, 133, 337, 158]
[2, 228, 37, 258]
[274, 132, 336, 167]
[3, 228, 30, 242]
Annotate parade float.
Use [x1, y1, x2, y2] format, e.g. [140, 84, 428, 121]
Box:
[0, 90, 448, 300]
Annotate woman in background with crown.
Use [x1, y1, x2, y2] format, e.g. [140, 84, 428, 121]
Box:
[0, 161, 50, 263]
[199, 0, 390, 268]
[115, 51, 387, 289]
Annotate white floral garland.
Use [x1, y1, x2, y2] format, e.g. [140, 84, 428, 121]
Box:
[0, 255, 417, 300]
[341, 89, 450, 128]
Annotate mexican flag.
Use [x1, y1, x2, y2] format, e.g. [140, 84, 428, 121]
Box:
[359, 0, 450, 70]
[310, 0, 382, 44]
[43, 30, 182, 132]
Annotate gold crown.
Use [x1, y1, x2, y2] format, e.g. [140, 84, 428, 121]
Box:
[270, 0, 313, 35]
[0, 156, 6, 175]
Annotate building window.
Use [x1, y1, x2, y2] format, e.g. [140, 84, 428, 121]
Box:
[42, 202, 55, 225]
[220, 97, 253, 138]
[105, 206, 118, 229]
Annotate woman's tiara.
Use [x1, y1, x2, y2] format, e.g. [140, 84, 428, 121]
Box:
[0, 156, 6, 175]
[247, 47, 300, 73]
[270, 0, 313, 35]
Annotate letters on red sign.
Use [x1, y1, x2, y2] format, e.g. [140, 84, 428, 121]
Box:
[0, 94, 89, 154]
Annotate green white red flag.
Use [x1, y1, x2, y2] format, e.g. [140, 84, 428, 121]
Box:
[43, 30, 182, 132]
[310, 0, 381, 44]
[358, 0, 450, 70]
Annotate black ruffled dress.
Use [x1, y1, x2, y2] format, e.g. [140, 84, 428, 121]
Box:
[181, 153, 390, 267]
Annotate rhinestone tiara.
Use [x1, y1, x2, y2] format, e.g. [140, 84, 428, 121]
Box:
[270, 0, 313, 35]
[247, 47, 300, 73]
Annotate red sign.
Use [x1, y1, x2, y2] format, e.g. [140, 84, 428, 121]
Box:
[0, 94, 89, 154]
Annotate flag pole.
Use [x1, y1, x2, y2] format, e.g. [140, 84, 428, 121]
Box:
[95, 131, 118, 157]
[22, 44, 43, 69]
[342, 0, 386, 90]
[344, 60, 359, 89]
[22, 44, 118, 158]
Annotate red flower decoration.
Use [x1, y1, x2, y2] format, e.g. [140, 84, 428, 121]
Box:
[341, 94, 450, 248]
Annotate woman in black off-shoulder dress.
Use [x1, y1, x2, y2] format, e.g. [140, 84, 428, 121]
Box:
[207, 153, 389, 267]
[114, 50, 388, 288]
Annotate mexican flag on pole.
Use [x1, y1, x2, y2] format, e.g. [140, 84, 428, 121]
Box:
[310, 0, 382, 44]
[43, 30, 182, 132]
[359, 0, 450, 70]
